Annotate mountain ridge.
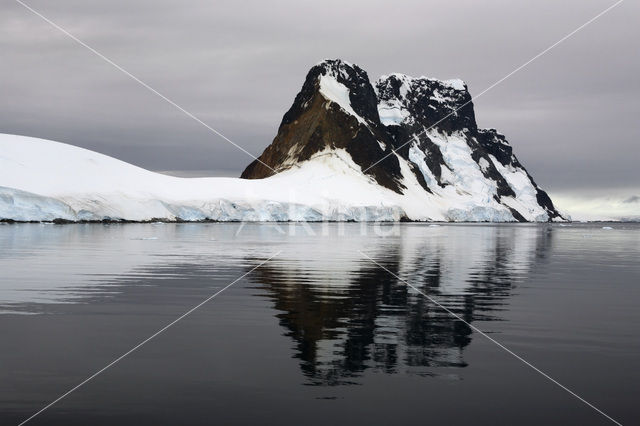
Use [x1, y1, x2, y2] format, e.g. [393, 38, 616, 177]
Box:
[241, 59, 406, 193]
[0, 59, 566, 222]
[242, 59, 564, 222]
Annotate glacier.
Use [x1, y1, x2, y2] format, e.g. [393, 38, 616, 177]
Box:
[0, 60, 566, 223]
[0, 133, 554, 222]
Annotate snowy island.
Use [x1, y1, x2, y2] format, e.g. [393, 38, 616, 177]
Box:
[0, 60, 566, 223]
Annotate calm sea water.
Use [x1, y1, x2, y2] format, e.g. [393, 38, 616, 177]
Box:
[0, 223, 638, 425]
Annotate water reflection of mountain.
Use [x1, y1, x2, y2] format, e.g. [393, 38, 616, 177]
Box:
[250, 225, 553, 385]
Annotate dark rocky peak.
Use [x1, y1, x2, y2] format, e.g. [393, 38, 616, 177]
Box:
[241, 59, 404, 193]
[475, 128, 563, 219]
[476, 128, 514, 165]
[282, 59, 381, 128]
[376, 74, 477, 133]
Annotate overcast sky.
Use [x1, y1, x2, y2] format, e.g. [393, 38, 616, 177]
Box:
[1, 0, 638, 219]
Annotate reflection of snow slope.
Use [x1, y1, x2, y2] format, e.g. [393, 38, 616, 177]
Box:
[255, 224, 543, 294]
[396, 224, 541, 294]
[0, 222, 546, 313]
[249, 224, 549, 382]
[0, 223, 268, 311]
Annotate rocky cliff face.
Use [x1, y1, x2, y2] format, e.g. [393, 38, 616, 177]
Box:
[242, 59, 564, 222]
[242, 59, 405, 193]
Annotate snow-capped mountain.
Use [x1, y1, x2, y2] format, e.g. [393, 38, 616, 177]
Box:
[242, 59, 406, 194]
[243, 59, 564, 222]
[0, 59, 565, 222]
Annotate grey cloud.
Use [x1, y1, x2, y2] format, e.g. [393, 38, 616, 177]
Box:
[1, 0, 638, 192]
[623, 196, 640, 204]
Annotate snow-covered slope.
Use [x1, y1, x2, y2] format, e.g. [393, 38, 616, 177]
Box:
[0, 133, 554, 222]
[374, 71, 563, 221]
[0, 134, 417, 222]
[0, 59, 566, 222]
